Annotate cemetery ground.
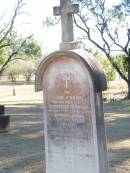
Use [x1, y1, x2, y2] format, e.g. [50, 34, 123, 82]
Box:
[0, 82, 129, 173]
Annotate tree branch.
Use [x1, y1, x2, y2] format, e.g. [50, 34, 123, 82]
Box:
[0, 35, 32, 75]
[0, 0, 25, 46]
[74, 14, 109, 56]
[109, 58, 128, 82]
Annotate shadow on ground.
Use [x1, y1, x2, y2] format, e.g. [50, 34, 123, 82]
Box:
[0, 100, 130, 173]
[0, 103, 45, 173]
[104, 100, 130, 173]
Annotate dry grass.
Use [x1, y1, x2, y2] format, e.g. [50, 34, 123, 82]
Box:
[105, 100, 130, 173]
[103, 81, 127, 101]
[0, 84, 44, 173]
[0, 82, 130, 172]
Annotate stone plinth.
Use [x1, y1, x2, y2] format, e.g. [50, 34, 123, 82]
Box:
[0, 105, 10, 132]
[35, 50, 108, 173]
[0, 105, 5, 115]
[0, 116, 10, 132]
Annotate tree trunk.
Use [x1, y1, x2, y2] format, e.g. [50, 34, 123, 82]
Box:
[12, 81, 16, 96]
[127, 69, 130, 99]
[127, 53, 130, 99]
[127, 81, 130, 99]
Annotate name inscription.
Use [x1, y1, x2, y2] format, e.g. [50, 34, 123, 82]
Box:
[47, 94, 96, 172]
[47, 94, 93, 142]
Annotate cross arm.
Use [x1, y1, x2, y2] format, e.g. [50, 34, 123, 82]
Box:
[53, 4, 79, 16]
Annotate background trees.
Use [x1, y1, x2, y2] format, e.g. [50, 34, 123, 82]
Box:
[0, 0, 43, 87]
[96, 56, 116, 82]
[21, 38, 42, 60]
[71, 0, 130, 98]
[44, 0, 130, 98]
[3, 37, 42, 89]
[0, 0, 43, 77]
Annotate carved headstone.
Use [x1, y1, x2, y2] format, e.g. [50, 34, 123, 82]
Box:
[35, 50, 108, 173]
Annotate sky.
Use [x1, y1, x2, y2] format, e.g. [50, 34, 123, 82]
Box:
[0, 0, 62, 53]
[0, 0, 122, 54]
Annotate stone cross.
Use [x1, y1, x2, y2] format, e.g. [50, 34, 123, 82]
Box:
[53, 0, 79, 50]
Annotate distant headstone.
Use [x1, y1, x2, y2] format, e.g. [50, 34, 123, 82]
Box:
[0, 116, 10, 132]
[0, 105, 5, 115]
[0, 105, 10, 132]
[35, 50, 108, 173]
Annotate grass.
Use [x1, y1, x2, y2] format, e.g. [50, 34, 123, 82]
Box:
[0, 83, 44, 173]
[0, 84, 43, 105]
[103, 81, 127, 100]
[0, 82, 130, 172]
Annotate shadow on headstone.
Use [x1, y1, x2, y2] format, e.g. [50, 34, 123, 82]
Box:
[0, 105, 10, 132]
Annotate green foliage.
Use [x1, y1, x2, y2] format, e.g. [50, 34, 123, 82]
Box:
[96, 56, 116, 81]
[0, 0, 40, 76]
[113, 54, 128, 74]
[120, 0, 130, 15]
[0, 31, 19, 64]
[21, 38, 42, 60]
[98, 54, 130, 82]
[43, 16, 60, 27]
[0, 34, 43, 65]
[0, 48, 8, 64]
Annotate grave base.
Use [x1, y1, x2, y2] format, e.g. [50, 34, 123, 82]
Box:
[0, 116, 10, 132]
[0, 105, 5, 115]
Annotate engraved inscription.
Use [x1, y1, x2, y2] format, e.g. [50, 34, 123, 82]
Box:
[47, 92, 95, 172]
[47, 94, 92, 140]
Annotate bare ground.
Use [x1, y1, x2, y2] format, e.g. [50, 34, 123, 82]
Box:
[105, 100, 130, 173]
[0, 103, 45, 173]
[0, 84, 130, 173]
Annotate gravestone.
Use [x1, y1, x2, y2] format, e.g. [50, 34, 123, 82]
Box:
[35, 0, 108, 172]
[0, 105, 10, 132]
[35, 50, 108, 173]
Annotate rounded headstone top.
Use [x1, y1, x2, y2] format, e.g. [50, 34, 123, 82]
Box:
[35, 50, 107, 92]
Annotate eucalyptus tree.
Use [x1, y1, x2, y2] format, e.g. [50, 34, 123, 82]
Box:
[71, 0, 130, 98]
[0, 0, 32, 76]
[21, 38, 43, 60]
[45, 0, 130, 98]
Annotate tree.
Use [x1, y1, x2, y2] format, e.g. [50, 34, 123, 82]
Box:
[4, 61, 21, 96]
[20, 38, 42, 60]
[20, 60, 35, 83]
[44, 0, 130, 98]
[0, 0, 32, 76]
[4, 59, 35, 95]
[71, 0, 130, 98]
[78, 39, 116, 81]
[96, 56, 116, 82]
